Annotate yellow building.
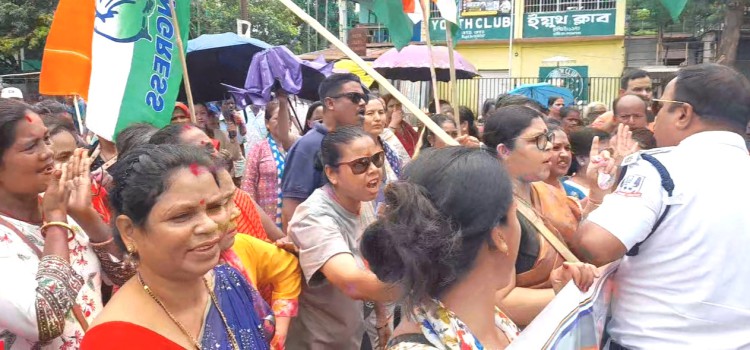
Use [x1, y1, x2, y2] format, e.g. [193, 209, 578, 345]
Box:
[428, 0, 627, 109]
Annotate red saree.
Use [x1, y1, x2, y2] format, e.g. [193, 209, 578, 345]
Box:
[81, 321, 184, 350]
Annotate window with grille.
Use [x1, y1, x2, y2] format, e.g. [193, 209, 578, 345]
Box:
[524, 0, 615, 13]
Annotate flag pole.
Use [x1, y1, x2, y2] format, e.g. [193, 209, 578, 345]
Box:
[445, 25, 460, 136]
[169, 0, 197, 124]
[421, 0, 441, 113]
[73, 95, 86, 136]
[276, 0, 458, 146]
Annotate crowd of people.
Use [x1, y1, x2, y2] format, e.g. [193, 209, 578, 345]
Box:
[0, 62, 749, 350]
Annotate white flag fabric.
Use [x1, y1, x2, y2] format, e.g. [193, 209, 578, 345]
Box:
[433, 0, 458, 24]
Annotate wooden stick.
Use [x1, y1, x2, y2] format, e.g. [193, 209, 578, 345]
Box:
[421, 0, 441, 113]
[276, 0, 458, 146]
[73, 95, 85, 136]
[169, 0, 197, 124]
[445, 24, 461, 136]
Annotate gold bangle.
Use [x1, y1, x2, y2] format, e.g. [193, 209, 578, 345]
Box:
[41, 221, 76, 242]
[89, 237, 114, 248]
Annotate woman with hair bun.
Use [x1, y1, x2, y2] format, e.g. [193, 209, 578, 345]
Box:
[362, 147, 597, 349]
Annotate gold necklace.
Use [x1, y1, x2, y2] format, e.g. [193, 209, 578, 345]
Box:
[137, 272, 240, 350]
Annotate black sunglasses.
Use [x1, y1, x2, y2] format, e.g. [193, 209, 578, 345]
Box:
[330, 92, 369, 105]
[336, 151, 385, 175]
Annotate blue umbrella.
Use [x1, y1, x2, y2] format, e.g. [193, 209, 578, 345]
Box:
[508, 83, 575, 107]
[178, 33, 271, 102]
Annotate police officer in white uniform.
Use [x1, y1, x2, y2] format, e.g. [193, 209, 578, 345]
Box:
[569, 63, 750, 349]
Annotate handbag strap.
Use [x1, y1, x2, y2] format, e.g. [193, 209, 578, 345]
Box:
[0, 216, 90, 331]
[515, 198, 581, 263]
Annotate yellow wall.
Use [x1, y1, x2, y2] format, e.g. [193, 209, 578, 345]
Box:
[516, 40, 625, 77]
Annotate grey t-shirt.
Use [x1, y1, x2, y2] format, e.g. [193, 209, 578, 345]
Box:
[286, 186, 375, 350]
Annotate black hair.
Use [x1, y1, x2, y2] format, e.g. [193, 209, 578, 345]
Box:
[630, 127, 657, 150]
[360, 147, 513, 312]
[35, 100, 71, 118]
[483, 105, 545, 151]
[560, 106, 580, 120]
[0, 99, 34, 163]
[422, 114, 457, 149]
[107, 144, 218, 251]
[427, 99, 452, 114]
[567, 127, 611, 175]
[303, 101, 324, 135]
[620, 69, 650, 90]
[318, 73, 362, 100]
[546, 119, 562, 129]
[116, 123, 158, 156]
[458, 106, 479, 138]
[41, 114, 76, 138]
[149, 123, 197, 145]
[612, 93, 648, 115]
[547, 96, 563, 107]
[672, 63, 750, 130]
[495, 94, 546, 113]
[481, 98, 496, 117]
[316, 126, 371, 171]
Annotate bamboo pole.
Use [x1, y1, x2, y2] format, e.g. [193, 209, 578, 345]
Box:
[421, 0, 441, 113]
[277, 0, 458, 146]
[445, 25, 460, 136]
[73, 95, 85, 136]
[169, 0, 197, 124]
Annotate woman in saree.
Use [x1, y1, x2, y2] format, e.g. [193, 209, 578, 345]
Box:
[360, 147, 597, 350]
[150, 123, 284, 242]
[215, 159, 301, 350]
[242, 91, 300, 226]
[482, 106, 602, 326]
[0, 99, 131, 350]
[362, 95, 409, 184]
[382, 94, 420, 157]
[81, 144, 270, 350]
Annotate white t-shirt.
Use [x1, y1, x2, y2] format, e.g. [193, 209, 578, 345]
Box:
[588, 131, 750, 350]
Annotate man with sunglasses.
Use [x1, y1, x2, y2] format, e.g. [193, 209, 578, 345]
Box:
[280, 73, 368, 232]
[570, 64, 750, 349]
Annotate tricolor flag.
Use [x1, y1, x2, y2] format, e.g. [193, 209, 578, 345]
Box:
[372, 0, 459, 50]
[40, 0, 191, 141]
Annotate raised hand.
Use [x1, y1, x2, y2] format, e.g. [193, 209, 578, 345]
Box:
[611, 123, 639, 165]
[388, 109, 404, 129]
[42, 163, 71, 222]
[585, 136, 618, 190]
[66, 148, 94, 220]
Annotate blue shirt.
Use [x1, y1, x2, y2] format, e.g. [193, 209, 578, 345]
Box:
[281, 122, 329, 201]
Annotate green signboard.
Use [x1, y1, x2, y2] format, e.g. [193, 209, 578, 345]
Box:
[523, 9, 616, 38]
[430, 0, 511, 41]
[538, 66, 589, 102]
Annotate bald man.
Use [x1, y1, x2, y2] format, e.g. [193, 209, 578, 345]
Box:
[613, 94, 649, 130]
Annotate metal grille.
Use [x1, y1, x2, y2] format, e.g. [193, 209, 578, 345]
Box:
[524, 0, 616, 13]
[393, 76, 621, 116]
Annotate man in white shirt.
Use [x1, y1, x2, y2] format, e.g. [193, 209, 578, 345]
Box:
[570, 63, 750, 349]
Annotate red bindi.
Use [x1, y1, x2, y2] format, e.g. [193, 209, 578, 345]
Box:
[199, 199, 206, 205]
[189, 163, 202, 176]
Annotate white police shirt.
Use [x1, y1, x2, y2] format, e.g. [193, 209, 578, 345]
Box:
[587, 131, 750, 350]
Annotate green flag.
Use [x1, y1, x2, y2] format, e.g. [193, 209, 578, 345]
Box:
[372, 0, 414, 50]
[660, 0, 689, 22]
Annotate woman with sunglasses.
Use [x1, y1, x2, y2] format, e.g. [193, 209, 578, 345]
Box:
[483, 106, 598, 326]
[286, 126, 399, 350]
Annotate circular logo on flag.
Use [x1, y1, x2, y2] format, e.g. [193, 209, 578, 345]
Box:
[94, 0, 156, 43]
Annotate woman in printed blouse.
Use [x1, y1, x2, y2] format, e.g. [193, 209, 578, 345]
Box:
[361, 147, 597, 350]
[0, 99, 131, 350]
[242, 91, 300, 227]
[81, 144, 271, 350]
